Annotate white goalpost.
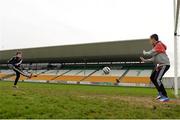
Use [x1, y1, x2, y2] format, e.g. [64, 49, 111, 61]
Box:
[174, 0, 179, 96]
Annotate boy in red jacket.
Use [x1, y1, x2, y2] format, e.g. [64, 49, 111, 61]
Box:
[140, 34, 170, 102]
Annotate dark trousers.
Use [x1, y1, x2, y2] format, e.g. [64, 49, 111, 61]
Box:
[14, 70, 20, 85]
[13, 67, 28, 85]
[150, 65, 170, 97]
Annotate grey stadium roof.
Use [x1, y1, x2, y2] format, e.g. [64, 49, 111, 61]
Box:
[0, 39, 152, 63]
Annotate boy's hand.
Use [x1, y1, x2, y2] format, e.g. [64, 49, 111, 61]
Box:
[143, 50, 151, 55]
[143, 50, 147, 55]
[140, 57, 145, 62]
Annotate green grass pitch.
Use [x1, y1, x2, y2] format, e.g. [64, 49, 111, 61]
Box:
[0, 81, 180, 119]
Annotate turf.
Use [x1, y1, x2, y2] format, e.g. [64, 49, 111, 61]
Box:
[0, 81, 180, 119]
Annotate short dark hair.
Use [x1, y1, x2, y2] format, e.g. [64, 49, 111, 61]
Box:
[16, 51, 22, 55]
[150, 34, 159, 41]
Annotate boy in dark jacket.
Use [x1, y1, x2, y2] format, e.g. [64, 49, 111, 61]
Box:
[8, 51, 32, 88]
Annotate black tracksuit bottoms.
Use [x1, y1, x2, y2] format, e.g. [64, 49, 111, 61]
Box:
[150, 65, 170, 97]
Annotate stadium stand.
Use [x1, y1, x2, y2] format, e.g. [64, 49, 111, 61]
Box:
[0, 39, 160, 87]
[0, 66, 152, 86]
[121, 69, 152, 84]
[52, 70, 98, 82]
[83, 69, 126, 83]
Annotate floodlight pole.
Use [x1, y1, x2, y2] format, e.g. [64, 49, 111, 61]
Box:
[174, 0, 179, 97]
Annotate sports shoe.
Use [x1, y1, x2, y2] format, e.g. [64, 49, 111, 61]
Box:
[156, 92, 163, 100]
[116, 79, 120, 83]
[33, 74, 37, 77]
[28, 73, 33, 78]
[159, 97, 169, 102]
[12, 85, 18, 88]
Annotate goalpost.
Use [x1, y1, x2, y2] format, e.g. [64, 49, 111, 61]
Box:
[174, 0, 179, 96]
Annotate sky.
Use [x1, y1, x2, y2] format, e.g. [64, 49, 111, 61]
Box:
[0, 0, 179, 76]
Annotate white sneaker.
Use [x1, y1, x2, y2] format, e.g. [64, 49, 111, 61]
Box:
[156, 95, 162, 100]
[156, 92, 163, 100]
[28, 73, 33, 78]
[12, 85, 18, 88]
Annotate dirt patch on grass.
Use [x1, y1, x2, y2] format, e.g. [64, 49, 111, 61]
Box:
[79, 95, 180, 109]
